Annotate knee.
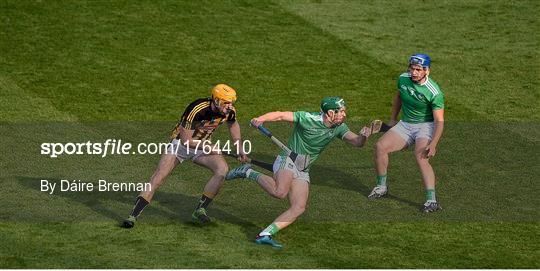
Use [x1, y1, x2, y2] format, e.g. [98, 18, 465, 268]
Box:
[273, 190, 288, 199]
[213, 164, 229, 180]
[415, 155, 430, 166]
[375, 141, 389, 154]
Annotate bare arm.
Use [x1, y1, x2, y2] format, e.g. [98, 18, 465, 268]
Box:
[228, 120, 243, 151]
[227, 120, 242, 144]
[342, 126, 372, 147]
[389, 90, 402, 126]
[227, 121, 249, 162]
[251, 111, 294, 126]
[425, 109, 444, 158]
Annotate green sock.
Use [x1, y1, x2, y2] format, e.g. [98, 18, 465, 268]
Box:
[376, 175, 387, 187]
[426, 189, 436, 202]
[246, 169, 261, 182]
[259, 223, 280, 236]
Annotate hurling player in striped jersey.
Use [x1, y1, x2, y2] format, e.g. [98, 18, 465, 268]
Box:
[121, 84, 248, 228]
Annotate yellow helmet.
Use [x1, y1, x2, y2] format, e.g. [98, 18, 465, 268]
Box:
[211, 84, 237, 103]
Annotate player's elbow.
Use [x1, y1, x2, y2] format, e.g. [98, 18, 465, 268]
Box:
[273, 111, 286, 121]
[270, 111, 293, 122]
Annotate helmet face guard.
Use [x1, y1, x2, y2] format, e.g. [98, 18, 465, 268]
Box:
[321, 97, 346, 113]
[409, 54, 431, 68]
[213, 98, 228, 108]
[212, 95, 236, 104]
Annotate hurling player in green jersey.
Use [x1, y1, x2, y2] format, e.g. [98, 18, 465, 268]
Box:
[226, 97, 374, 248]
[368, 54, 445, 213]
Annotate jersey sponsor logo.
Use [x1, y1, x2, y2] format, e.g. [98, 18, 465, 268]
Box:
[305, 127, 334, 137]
[400, 85, 408, 92]
[401, 85, 427, 102]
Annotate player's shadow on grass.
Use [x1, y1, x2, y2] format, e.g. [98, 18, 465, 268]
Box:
[16, 176, 260, 238]
[310, 165, 421, 209]
[310, 164, 371, 194]
[244, 152, 421, 209]
[244, 152, 371, 193]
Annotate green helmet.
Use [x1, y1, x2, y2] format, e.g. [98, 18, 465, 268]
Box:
[320, 97, 346, 113]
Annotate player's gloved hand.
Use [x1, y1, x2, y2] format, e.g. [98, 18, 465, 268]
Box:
[369, 119, 394, 133]
[370, 120, 383, 133]
[250, 118, 264, 127]
[360, 126, 372, 138]
[224, 105, 235, 114]
[237, 153, 249, 163]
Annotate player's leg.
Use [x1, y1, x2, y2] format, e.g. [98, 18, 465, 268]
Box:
[141, 154, 182, 201]
[369, 128, 408, 199]
[414, 138, 441, 212]
[122, 153, 180, 228]
[191, 154, 229, 223]
[273, 178, 309, 229]
[257, 169, 294, 199]
[256, 178, 309, 249]
[226, 155, 295, 199]
[226, 164, 294, 198]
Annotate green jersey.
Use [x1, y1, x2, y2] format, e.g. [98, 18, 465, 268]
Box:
[281, 111, 350, 171]
[397, 73, 444, 123]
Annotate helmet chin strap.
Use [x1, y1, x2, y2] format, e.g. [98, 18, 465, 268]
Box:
[417, 74, 428, 84]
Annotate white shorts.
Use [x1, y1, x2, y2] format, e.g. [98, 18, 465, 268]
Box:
[166, 139, 207, 162]
[391, 121, 434, 146]
[273, 155, 310, 183]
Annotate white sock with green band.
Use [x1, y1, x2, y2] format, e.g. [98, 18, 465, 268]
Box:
[245, 169, 261, 181]
[259, 223, 280, 236]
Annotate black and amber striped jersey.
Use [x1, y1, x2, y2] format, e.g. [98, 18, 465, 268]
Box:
[170, 98, 236, 141]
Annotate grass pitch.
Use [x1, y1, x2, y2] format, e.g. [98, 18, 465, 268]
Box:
[1, 0, 539, 268]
